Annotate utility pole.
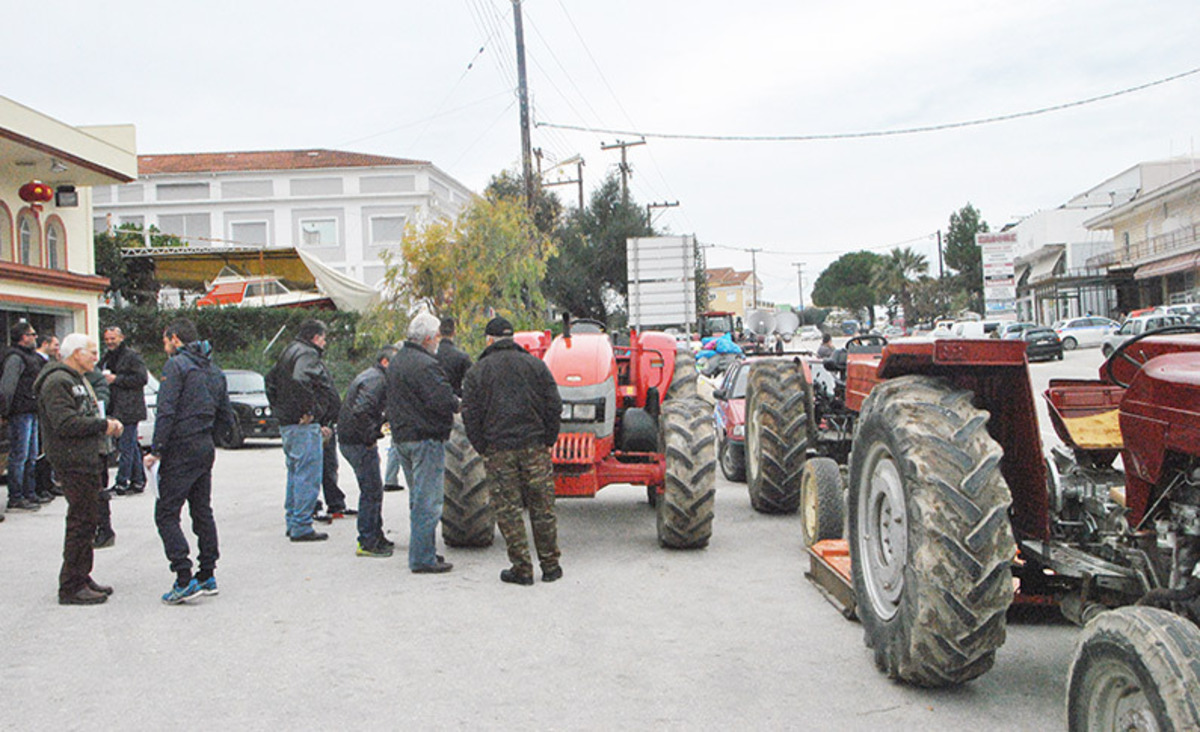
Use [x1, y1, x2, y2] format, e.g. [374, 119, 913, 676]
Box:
[793, 262, 805, 315]
[937, 229, 944, 279]
[600, 138, 645, 205]
[748, 247, 762, 309]
[512, 0, 535, 211]
[646, 200, 679, 226]
[543, 155, 586, 212]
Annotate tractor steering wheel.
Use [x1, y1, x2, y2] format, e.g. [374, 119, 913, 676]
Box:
[846, 334, 887, 349]
[1103, 324, 1200, 388]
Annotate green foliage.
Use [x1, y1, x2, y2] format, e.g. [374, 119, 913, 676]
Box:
[798, 306, 827, 326]
[100, 305, 380, 391]
[543, 175, 654, 324]
[810, 251, 887, 325]
[486, 170, 563, 236]
[944, 203, 989, 312]
[871, 246, 929, 324]
[94, 224, 184, 306]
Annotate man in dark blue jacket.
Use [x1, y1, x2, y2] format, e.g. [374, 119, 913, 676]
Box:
[145, 319, 233, 605]
[339, 346, 396, 558]
[387, 312, 458, 574]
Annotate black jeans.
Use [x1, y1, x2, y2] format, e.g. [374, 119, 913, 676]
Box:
[59, 468, 102, 597]
[154, 435, 219, 580]
[321, 427, 346, 511]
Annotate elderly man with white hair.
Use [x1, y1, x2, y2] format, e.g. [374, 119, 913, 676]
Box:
[385, 312, 459, 574]
[33, 333, 124, 605]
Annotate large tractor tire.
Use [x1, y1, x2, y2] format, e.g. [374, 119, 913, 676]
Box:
[656, 398, 716, 549]
[800, 457, 843, 547]
[665, 350, 699, 401]
[1067, 606, 1200, 732]
[847, 375, 1015, 687]
[745, 359, 811, 514]
[442, 417, 495, 548]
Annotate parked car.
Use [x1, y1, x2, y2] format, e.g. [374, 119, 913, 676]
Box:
[712, 358, 751, 482]
[1020, 327, 1064, 362]
[1051, 316, 1118, 350]
[219, 369, 281, 448]
[950, 320, 1003, 338]
[137, 374, 159, 451]
[797, 325, 822, 341]
[1100, 314, 1189, 357]
[839, 319, 860, 336]
[998, 322, 1039, 339]
[1154, 303, 1200, 318]
[882, 325, 906, 338]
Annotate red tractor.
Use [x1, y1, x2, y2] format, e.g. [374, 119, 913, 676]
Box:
[745, 327, 1200, 730]
[442, 317, 716, 550]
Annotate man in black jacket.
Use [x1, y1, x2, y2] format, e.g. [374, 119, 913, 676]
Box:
[101, 326, 148, 495]
[436, 317, 472, 397]
[462, 316, 563, 586]
[268, 319, 341, 542]
[339, 346, 396, 558]
[145, 319, 233, 604]
[34, 333, 124, 605]
[1, 321, 45, 511]
[387, 312, 458, 574]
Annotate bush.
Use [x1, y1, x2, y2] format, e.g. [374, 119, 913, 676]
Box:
[101, 306, 397, 391]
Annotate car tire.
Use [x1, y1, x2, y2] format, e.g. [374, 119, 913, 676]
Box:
[1101, 344, 1113, 358]
[1062, 336, 1077, 351]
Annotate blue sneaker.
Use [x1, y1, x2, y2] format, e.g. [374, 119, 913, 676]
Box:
[161, 578, 201, 605]
[196, 577, 219, 596]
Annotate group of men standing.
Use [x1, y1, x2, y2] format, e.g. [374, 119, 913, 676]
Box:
[272, 312, 564, 585]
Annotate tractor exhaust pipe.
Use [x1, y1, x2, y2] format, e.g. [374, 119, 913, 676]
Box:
[563, 312, 572, 339]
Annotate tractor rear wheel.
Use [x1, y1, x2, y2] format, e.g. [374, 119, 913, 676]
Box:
[442, 417, 495, 548]
[745, 359, 810, 514]
[656, 398, 716, 549]
[665, 350, 698, 401]
[1067, 606, 1200, 732]
[847, 375, 1015, 687]
[800, 457, 843, 547]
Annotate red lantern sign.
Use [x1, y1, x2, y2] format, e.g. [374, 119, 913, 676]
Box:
[19, 181, 54, 204]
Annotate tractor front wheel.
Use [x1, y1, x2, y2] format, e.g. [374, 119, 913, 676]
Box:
[656, 398, 716, 549]
[847, 375, 1015, 687]
[745, 359, 810, 514]
[1067, 606, 1200, 731]
[800, 457, 843, 547]
[442, 417, 495, 548]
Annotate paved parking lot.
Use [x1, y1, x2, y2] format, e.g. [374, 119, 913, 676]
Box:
[0, 346, 1108, 729]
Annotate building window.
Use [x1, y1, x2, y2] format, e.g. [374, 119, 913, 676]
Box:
[158, 213, 212, 245]
[370, 215, 406, 245]
[230, 221, 269, 247]
[46, 218, 66, 270]
[17, 212, 41, 267]
[0, 204, 11, 261]
[300, 218, 338, 247]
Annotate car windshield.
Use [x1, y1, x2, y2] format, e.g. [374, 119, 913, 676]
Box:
[1026, 328, 1054, 338]
[225, 371, 265, 394]
[730, 366, 749, 399]
[1051, 321, 1066, 330]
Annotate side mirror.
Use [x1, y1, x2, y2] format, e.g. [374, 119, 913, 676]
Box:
[712, 388, 727, 400]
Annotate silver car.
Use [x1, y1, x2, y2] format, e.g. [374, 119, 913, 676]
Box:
[1100, 314, 1188, 357]
[1051, 316, 1118, 350]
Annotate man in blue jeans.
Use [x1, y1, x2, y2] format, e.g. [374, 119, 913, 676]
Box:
[386, 312, 458, 574]
[338, 346, 396, 557]
[267, 319, 341, 542]
[1, 321, 44, 512]
[100, 326, 148, 496]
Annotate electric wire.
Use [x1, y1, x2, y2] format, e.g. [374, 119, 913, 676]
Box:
[536, 65, 1200, 142]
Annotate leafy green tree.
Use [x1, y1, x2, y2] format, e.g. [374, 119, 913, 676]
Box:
[871, 246, 929, 325]
[810, 251, 887, 326]
[486, 170, 562, 237]
[543, 174, 653, 323]
[944, 203, 989, 312]
[94, 223, 185, 306]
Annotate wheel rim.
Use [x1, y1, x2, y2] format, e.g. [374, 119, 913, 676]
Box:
[1063, 337, 1077, 350]
[1084, 658, 1161, 731]
[746, 406, 761, 483]
[720, 438, 736, 477]
[857, 444, 907, 621]
[801, 466, 818, 542]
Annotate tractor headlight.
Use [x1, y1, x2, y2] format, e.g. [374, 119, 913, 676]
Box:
[561, 403, 573, 420]
[561, 400, 603, 422]
[573, 403, 597, 421]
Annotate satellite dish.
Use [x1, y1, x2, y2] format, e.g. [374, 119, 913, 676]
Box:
[743, 309, 776, 336]
[775, 310, 800, 334]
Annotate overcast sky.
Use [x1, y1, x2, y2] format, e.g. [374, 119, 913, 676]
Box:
[9, 1, 1200, 305]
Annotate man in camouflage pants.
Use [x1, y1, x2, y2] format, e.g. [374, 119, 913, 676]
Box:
[461, 316, 563, 586]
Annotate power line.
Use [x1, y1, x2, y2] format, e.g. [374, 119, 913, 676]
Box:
[537, 65, 1200, 142]
[703, 232, 935, 258]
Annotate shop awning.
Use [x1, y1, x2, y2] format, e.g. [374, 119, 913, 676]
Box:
[1029, 251, 1064, 284]
[1135, 251, 1200, 280]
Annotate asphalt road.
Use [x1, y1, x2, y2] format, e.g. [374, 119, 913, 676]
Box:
[0, 345, 1109, 730]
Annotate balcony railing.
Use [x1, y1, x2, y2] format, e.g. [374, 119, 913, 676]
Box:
[1085, 223, 1200, 269]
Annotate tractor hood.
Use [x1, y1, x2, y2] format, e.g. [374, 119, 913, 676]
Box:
[544, 333, 616, 388]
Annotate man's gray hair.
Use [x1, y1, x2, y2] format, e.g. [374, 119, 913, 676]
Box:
[407, 312, 441, 343]
[60, 333, 93, 361]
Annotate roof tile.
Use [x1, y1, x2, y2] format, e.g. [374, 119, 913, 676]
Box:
[138, 149, 430, 175]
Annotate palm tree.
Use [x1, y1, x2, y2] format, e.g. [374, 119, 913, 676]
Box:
[874, 247, 928, 326]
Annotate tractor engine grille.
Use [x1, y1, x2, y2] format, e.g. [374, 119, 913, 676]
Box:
[553, 432, 596, 465]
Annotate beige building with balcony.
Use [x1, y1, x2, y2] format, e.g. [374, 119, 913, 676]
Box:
[705, 267, 764, 319]
[1085, 163, 1200, 312]
[0, 97, 137, 340]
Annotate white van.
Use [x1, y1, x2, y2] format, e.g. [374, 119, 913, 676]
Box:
[950, 320, 1003, 338]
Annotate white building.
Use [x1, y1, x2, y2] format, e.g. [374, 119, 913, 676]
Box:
[0, 96, 137, 339]
[92, 149, 473, 289]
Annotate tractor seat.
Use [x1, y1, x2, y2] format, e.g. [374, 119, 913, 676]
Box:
[1058, 409, 1124, 451]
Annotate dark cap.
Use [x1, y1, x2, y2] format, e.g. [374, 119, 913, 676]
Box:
[485, 316, 514, 337]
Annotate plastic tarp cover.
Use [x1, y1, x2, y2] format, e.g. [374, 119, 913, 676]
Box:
[296, 249, 381, 313]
